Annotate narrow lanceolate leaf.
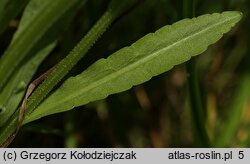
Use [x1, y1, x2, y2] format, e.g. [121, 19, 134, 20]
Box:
[25, 11, 242, 123]
[0, 0, 57, 127]
[0, 43, 56, 126]
[0, 0, 87, 90]
[0, 0, 87, 126]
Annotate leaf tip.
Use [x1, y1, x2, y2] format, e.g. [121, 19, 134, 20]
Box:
[223, 11, 243, 22]
[234, 11, 243, 20]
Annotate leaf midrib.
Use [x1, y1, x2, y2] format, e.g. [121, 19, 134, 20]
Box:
[35, 14, 239, 111]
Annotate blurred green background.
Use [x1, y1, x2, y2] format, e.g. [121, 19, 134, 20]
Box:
[1, 0, 250, 147]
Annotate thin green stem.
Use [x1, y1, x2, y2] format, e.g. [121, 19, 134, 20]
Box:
[177, 0, 210, 147]
[0, 0, 137, 147]
[187, 59, 210, 147]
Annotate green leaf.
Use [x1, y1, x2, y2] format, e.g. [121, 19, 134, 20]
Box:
[0, 0, 87, 126]
[0, 0, 87, 90]
[23, 0, 138, 117]
[0, 0, 135, 147]
[0, 0, 57, 126]
[0, 43, 56, 126]
[24, 11, 242, 123]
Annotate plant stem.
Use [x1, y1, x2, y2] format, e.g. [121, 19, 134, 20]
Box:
[187, 59, 210, 147]
[0, 0, 138, 147]
[177, 0, 210, 147]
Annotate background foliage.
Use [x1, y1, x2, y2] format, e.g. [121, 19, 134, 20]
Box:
[0, 0, 249, 147]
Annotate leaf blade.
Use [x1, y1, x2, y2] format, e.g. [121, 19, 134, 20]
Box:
[0, 0, 87, 90]
[0, 42, 56, 126]
[25, 11, 242, 123]
[0, 0, 87, 126]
